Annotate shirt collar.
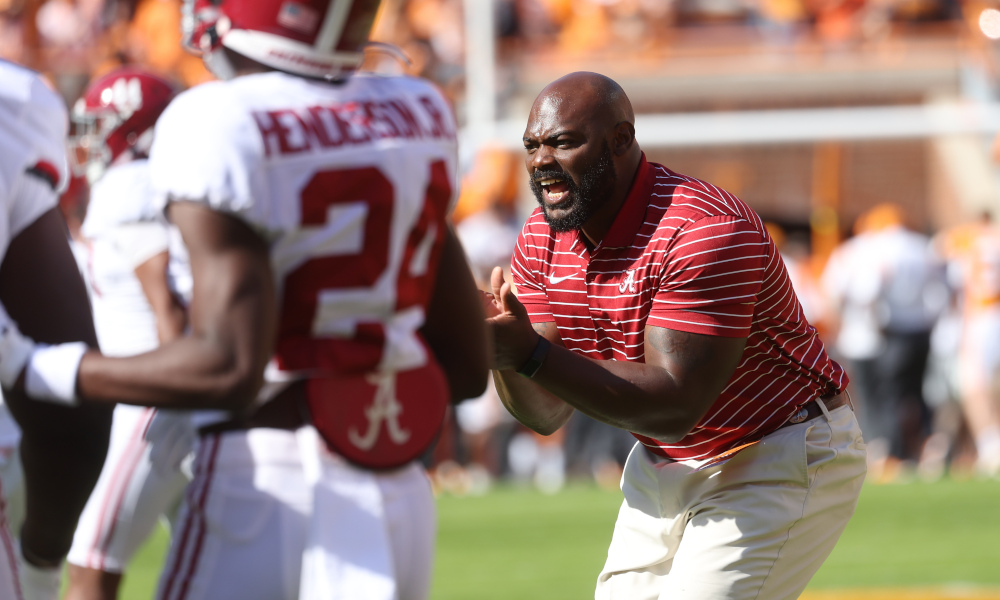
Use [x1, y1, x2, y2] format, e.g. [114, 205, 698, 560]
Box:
[599, 153, 654, 249]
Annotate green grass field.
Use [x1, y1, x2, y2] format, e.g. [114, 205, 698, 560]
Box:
[118, 478, 1000, 599]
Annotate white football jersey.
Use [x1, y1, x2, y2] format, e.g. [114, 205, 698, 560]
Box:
[81, 159, 177, 357]
[0, 60, 68, 264]
[0, 61, 67, 484]
[149, 72, 458, 379]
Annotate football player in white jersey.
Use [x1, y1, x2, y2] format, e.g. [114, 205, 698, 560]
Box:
[4, 1, 489, 599]
[64, 67, 192, 600]
[0, 60, 112, 600]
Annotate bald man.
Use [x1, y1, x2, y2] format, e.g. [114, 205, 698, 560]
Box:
[483, 72, 867, 600]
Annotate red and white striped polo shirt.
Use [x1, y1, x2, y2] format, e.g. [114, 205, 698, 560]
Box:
[511, 155, 847, 461]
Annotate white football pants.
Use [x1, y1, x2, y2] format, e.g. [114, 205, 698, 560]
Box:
[68, 404, 189, 572]
[155, 426, 435, 600]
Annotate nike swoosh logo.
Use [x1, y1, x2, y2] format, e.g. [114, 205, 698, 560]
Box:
[547, 272, 578, 285]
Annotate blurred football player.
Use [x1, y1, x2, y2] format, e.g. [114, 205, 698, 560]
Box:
[63, 67, 192, 600]
[0, 60, 112, 600]
[7, 1, 489, 598]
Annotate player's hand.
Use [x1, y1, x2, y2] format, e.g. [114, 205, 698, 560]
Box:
[480, 288, 501, 319]
[485, 266, 539, 371]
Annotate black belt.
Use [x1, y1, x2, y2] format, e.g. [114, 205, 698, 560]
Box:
[777, 391, 851, 431]
[198, 381, 310, 436]
[647, 390, 853, 466]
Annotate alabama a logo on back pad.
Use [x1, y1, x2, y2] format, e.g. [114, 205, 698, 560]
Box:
[307, 363, 450, 470]
[348, 373, 411, 449]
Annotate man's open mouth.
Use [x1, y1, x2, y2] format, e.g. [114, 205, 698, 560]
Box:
[537, 176, 571, 204]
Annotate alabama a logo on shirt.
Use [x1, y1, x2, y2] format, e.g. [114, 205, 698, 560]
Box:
[619, 269, 637, 294]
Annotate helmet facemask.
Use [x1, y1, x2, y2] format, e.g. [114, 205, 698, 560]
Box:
[68, 110, 114, 185]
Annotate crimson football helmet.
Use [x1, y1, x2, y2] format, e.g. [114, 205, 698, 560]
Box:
[181, 0, 382, 80]
[69, 67, 176, 184]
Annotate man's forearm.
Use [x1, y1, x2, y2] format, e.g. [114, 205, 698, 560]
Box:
[77, 334, 264, 411]
[488, 313, 699, 440]
[493, 367, 574, 435]
[553, 349, 692, 440]
[501, 342, 695, 441]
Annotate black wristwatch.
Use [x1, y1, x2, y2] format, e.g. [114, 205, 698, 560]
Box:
[516, 336, 551, 378]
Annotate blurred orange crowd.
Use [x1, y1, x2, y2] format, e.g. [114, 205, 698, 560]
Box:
[0, 0, 969, 106]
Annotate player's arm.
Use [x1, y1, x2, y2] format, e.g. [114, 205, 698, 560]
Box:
[420, 226, 489, 403]
[0, 207, 112, 566]
[487, 267, 745, 442]
[134, 250, 187, 343]
[75, 201, 276, 410]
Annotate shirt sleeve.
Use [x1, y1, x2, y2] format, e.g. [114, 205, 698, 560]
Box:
[509, 219, 554, 323]
[110, 222, 170, 270]
[0, 67, 67, 239]
[148, 83, 264, 218]
[647, 215, 768, 337]
[6, 171, 58, 240]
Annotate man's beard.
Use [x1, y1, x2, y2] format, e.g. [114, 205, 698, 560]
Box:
[530, 142, 616, 233]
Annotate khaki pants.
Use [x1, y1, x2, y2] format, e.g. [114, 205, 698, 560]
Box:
[596, 403, 867, 600]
